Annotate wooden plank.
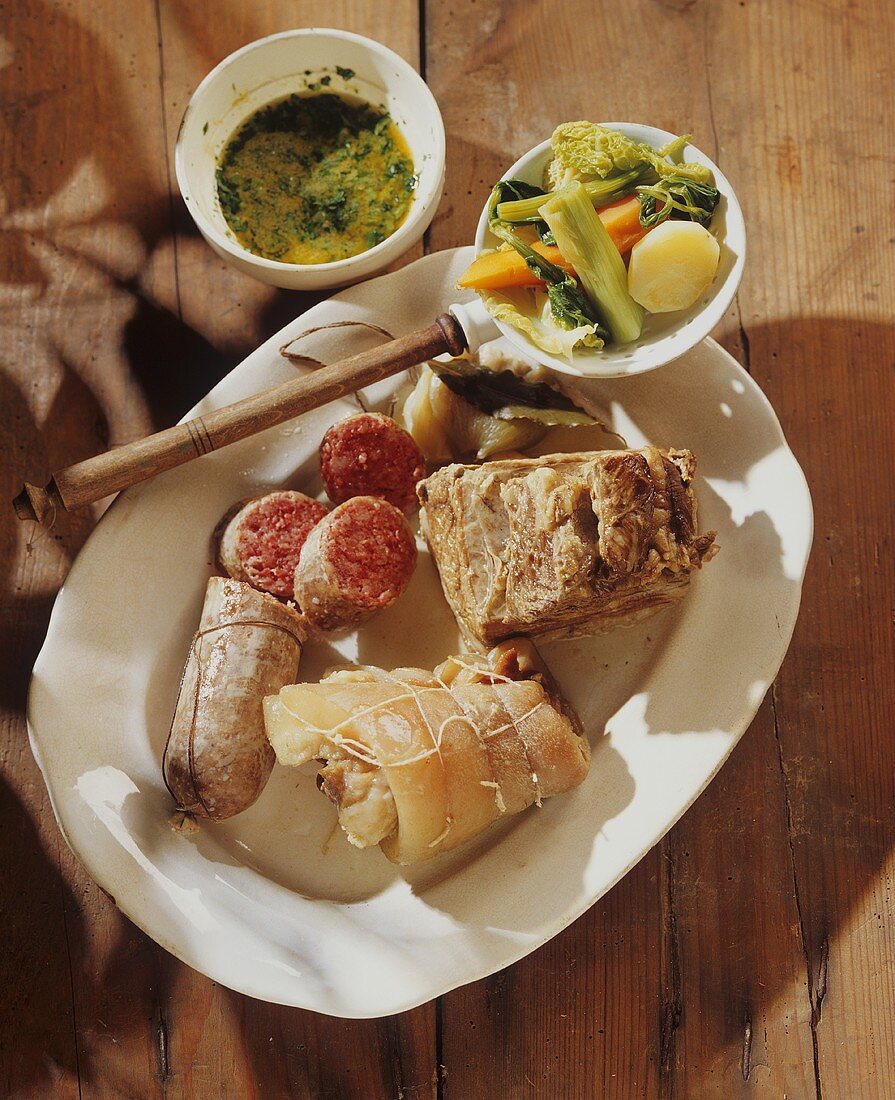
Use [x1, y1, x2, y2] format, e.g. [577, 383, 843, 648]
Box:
[141, 962, 435, 1099]
[663, 705, 817, 1097]
[437, 854, 664, 1098]
[0, 0, 174, 1095]
[718, 0, 895, 1093]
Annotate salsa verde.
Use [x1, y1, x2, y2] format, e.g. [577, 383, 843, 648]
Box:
[216, 91, 417, 264]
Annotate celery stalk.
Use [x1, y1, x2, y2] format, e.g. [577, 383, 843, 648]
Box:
[539, 181, 644, 345]
[496, 168, 646, 224]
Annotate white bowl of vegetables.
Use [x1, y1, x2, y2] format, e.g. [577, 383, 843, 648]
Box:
[463, 121, 745, 378]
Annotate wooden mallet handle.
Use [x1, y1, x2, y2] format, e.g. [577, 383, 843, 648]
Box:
[13, 312, 467, 525]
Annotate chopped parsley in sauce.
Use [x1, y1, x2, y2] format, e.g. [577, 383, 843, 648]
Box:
[216, 91, 417, 264]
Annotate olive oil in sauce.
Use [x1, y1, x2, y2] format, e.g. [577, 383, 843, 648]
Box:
[216, 91, 417, 265]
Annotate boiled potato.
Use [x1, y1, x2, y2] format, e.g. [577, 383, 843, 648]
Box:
[627, 221, 720, 313]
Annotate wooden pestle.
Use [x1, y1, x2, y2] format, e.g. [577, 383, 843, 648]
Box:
[13, 312, 467, 526]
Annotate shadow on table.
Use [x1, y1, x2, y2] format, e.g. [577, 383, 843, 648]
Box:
[0, 777, 89, 1090]
[0, 361, 101, 713]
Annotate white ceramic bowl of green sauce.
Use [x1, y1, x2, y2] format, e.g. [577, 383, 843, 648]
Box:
[175, 29, 446, 290]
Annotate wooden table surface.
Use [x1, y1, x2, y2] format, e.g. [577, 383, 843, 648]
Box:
[2, 1, 893, 1096]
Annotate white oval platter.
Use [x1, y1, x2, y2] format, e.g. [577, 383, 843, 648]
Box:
[27, 247, 812, 1017]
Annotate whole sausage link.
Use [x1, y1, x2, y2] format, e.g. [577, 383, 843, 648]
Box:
[163, 576, 307, 820]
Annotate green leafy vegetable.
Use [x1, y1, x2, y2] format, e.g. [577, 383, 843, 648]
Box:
[485, 188, 609, 341]
[637, 175, 721, 228]
[508, 232, 609, 337]
[479, 288, 604, 359]
[488, 178, 554, 242]
[496, 167, 647, 224]
[540, 181, 644, 345]
[432, 359, 597, 425]
[546, 121, 712, 190]
[489, 178, 547, 218]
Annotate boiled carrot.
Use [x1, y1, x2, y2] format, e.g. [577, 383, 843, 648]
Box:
[458, 195, 653, 290]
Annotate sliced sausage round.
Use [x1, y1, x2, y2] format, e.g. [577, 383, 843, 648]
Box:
[294, 496, 417, 631]
[319, 413, 426, 513]
[218, 491, 328, 599]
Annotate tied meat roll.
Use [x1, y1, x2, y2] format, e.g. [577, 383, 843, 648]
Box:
[263, 640, 589, 864]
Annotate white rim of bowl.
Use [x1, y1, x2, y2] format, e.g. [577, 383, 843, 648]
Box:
[473, 123, 746, 378]
[174, 28, 446, 273]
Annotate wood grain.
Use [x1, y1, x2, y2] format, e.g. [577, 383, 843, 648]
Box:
[2, 0, 895, 1096]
